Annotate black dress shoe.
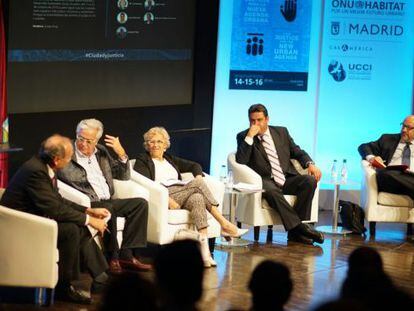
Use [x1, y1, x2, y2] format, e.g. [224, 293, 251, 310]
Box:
[91, 280, 107, 294]
[55, 285, 92, 305]
[108, 259, 123, 275]
[119, 257, 153, 272]
[287, 230, 313, 245]
[300, 224, 325, 244]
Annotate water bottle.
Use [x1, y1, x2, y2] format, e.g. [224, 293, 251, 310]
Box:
[219, 164, 227, 183]
[330, 159, 338, 183]
[227, 170, 234, 190]
[340, 159, 348, 184]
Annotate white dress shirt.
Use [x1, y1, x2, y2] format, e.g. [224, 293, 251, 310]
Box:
[389, 142, 414, 168]
[75, 147, 111, 200]
[244, 128, 279, 154]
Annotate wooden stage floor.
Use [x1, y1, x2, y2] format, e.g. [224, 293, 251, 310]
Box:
[1, 210, 414, 311]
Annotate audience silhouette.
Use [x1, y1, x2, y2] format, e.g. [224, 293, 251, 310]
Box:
[155, 239, 204, 311]
[248, 260, 292, 311]
[100, 273, 158, 311]
[314, 246, 414, 311]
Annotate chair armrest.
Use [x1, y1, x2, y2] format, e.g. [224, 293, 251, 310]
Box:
[112, 179, 150, 201]
[0, 206, 58, 288]
[360, 160, 378, 212]
[291, 159, 307, 175]
[203, 173, 225, 213]
[228, 153, 262, 187]
[57, 180, 91, 208]
[130, 169, 169, 240]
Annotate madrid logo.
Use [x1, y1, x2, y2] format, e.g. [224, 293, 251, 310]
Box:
[331, 22, 340, 35]
[328, 60, 346, 82]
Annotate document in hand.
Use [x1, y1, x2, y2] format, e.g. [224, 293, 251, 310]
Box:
[385, 165, 409, 171]
[161, 179, 191, 187]
[371, 158, 409, 172]
[371, 158, 386, 169]
[233, 182, 262, 192]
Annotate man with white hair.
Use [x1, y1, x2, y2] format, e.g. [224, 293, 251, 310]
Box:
[58, 119, 151, 273]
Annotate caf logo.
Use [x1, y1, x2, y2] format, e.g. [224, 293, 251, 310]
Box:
[328, 60, 346, 82]
[331, 22, 340, 35]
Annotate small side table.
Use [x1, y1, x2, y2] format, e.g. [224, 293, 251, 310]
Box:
[216, 188, 263, 248]
[0, 143, 23, 153]
[316, 180, 357, 235]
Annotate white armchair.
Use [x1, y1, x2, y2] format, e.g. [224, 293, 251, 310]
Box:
[0, 202, 58, 305]
[228, 152, 319, 241]
[360, 160, 414, 235]
[129, 159, 224, 245]
[57, 179, 150, 247]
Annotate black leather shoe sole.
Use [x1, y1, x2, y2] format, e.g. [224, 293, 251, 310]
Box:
[301, 225, 325, 244]
[56, 285, 92, 305]
[287, 232, 313, 245]
[311, 232, 324, 244]
[91, 281, 107, 294]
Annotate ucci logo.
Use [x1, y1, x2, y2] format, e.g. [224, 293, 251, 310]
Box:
[348, 63, 372, 71]
[328, 60, 346, 82]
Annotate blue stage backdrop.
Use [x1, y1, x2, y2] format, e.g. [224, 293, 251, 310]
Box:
[211, 0, 414, 189]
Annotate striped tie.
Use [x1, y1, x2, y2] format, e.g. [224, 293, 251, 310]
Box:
[402, 143, 411, 167]
[260, 134, 286, 186]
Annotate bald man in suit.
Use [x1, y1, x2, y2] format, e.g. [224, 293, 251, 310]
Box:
[0, 135, 110, 304]
[359, 115, 414, 199]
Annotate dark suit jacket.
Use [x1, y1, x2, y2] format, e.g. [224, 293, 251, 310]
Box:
[236, 126, 312, 178]
[358, 134, 401, 164]
[133, 152, 203, 181]
[57, 144, 130, 202]
[0, 156, 87, 225]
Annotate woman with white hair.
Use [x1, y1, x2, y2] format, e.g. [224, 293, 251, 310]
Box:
[133, 126, 248, 267]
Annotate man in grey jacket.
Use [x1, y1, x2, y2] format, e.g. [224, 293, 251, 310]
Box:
[58, 119, 151, 273]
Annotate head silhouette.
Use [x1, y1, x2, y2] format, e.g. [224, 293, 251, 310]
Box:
[155, 239, 204, 310]
[249, 260, 292, 311]
[340, 246, 414, 310]
[100, 273, 158, 311]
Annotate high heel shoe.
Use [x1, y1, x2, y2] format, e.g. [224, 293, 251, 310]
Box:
[208, 257, 217, 267]
[221, 228, 249, 238]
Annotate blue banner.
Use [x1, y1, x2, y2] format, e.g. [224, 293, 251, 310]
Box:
[229, 0, 312, 91]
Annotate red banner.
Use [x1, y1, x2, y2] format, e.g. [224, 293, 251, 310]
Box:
[0, 0, 9, 187]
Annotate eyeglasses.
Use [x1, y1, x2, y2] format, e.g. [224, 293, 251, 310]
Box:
[146, 140, 164, 145]
[401, 123, 414, 131]
[76, 135, 97, 145]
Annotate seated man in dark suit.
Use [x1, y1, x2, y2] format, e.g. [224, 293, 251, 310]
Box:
[236, 104, 324, 245]
[0, 135, 110, 304]
[57, 119, 151, 273]
[358, 115, 414, 199]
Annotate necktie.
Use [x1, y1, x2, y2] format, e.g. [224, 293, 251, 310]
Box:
[51, 175, 57, 189]
[402, 143, 411, 167]
[260, 134, 286, 186]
